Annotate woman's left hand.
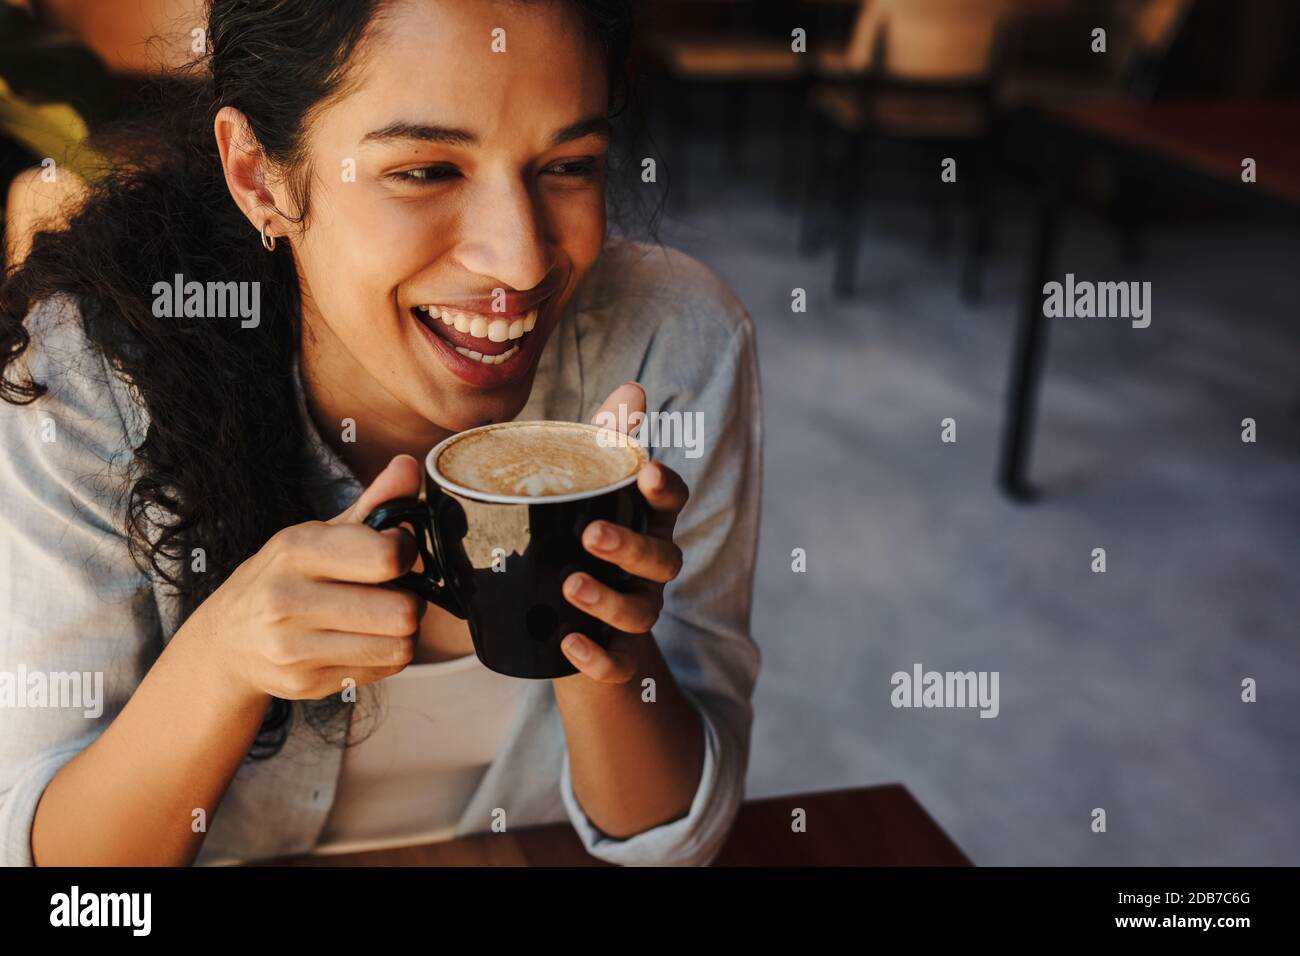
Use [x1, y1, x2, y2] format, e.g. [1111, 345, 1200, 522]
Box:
[560, 382, 688, 683]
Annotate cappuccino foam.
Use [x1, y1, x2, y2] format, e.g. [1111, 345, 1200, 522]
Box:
[436, 422, 645, 498]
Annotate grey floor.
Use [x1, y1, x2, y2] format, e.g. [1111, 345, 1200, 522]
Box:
[654, 152, 1300, 865]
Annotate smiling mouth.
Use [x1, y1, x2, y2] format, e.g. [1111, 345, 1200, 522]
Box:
[411, 304, 541, 365]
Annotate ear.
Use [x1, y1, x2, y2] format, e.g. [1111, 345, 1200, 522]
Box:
[214, 106, 291, 243]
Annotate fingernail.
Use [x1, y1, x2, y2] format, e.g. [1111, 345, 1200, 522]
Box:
[564, 634, 590, 661]
[586, 521, 616, 551]
[567, 574, 598, 603]
[647, 463, 664, 491]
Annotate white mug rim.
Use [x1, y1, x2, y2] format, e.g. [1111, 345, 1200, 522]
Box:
[424, 420, 647, 505]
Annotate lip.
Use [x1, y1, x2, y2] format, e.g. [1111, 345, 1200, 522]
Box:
[407, 266, 568, 387]
[412, 300, 550, 387]
[411, 268, 562, 318]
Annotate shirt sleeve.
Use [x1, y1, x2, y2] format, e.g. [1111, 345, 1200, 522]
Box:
[560, 285, 763, 866]
[0, 295, 161, 867]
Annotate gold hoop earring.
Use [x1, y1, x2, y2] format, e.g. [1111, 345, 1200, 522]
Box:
[260, 220, 276, 252]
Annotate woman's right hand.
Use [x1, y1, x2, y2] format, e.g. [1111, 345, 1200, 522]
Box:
[187, 454, 428, 703]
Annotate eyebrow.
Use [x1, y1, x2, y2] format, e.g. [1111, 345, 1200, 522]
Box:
[547, 115, 611, 147]
[359, 114, 611, 149]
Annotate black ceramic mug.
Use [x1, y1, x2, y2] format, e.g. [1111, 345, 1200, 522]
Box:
[364, 420, 650, 679]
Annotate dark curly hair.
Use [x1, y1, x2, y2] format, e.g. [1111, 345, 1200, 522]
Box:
[0, 0, 636, 759]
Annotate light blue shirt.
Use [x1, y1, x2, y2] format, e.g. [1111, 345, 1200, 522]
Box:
[0, 241, 763, 866]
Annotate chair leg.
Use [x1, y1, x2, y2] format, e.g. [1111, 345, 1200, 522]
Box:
[833, 131, 866, 298]
[927, 147, 952, 257]
[777, 79, 807, 205]
[962, 136, 995, 305]
[798, 113, 829, 255]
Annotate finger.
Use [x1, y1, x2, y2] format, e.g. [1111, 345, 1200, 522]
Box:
[331, 453, 424, 525]
[298, 581, 426, 636]
[637, 461, 689, 536]
[270, 630, 417, 670]
[280, 522, 418, 583]
[563, 572, 662, 635]
[590, 381, 647, 438]
[307, 663, 415, 700]
[560, 632, 638, 684]
[581, 520, 683, 584]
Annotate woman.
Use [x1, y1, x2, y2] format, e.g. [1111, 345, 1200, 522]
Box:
[0, 0, 762, 866]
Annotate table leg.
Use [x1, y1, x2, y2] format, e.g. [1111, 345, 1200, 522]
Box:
[998, 141, 1071, 501]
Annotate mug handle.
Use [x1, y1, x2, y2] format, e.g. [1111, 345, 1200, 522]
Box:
[364, 496, 465, 619]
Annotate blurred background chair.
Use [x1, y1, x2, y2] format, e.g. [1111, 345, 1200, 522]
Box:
[997, 0, 1193, 112]
[996, 0, 1194, 259]
[648, 1, 809, 207]
[800, 0, 1014, 301]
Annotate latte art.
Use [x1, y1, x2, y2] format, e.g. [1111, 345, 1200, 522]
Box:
[435, 421, 646, 498]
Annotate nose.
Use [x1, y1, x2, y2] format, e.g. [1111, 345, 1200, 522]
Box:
[453, 170, 552, 294]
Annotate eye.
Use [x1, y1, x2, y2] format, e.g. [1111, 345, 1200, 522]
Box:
[389, 164, 461, 184]
[544, 158, 601, 179]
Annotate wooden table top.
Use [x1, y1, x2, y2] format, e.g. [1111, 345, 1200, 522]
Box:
[1047, 98, 1300, 208]
[267, 784, 972, 867]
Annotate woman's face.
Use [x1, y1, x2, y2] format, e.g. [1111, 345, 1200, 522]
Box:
[284, 0, 609, 433]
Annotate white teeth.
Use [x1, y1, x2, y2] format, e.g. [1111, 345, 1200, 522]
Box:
[421, 305, 539, 341]
[454, 344, 520, 365]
